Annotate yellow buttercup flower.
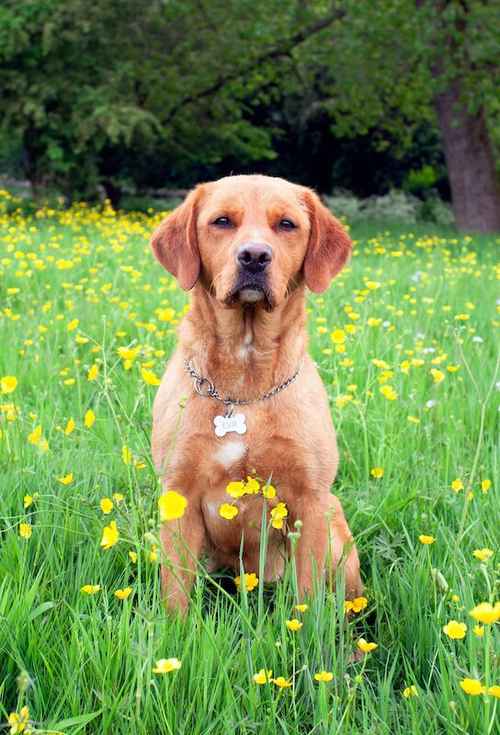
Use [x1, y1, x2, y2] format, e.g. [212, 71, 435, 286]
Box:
[345, 596, 368, 613]
[473, 625, 484, 637]
[253, 668, 272, 684]
[336, 394, 353, 409]
[294, 603, 309, 613]
[402, 685, 418, 698]
[379, 385, 397, 401]
[118, 346, 140, 362]
[370, 467, 384, 479]
[225, 481, 246, 498]
[159, 490, 188, 521]
[245, 476, 260, 494]
[262, 483, 276, 499]
[64, 418, 75, 435]
[271, 676, 292, 688]
[469, 602, 500, 625]
[418, 534, 435, 545]
[153, 658, 182, 674]
[81, 584, 101, 595]
[459, 678, 485, 696]
[84, 409, 96, 428]
[141, 368, 161, 386]
[19, 522, 32, 539]
[472, 548, 493, 562]
[156, 307, 175, 322]
[430, 368, 445, 383]
[114, 587, 132, 600]
[100, 520, 119, 550]
[443, 620, 467, 640]
[100, 497, 113, 514]
[314, 671, 333, 682]
[87, 364, 99, 381]
[1, 375, 17, 394]
[451, 479, 463, 492]
[58, 473, 74, 485]
[219, 503, 238, 520]
[129, 551, 138, 563]
[234, 572, 259, 591]
[285, 618, 303, 632]
[480, 479, 491, 494]
[8, 705, 30, 733]
[23, 493, 38, 509]
[330, 329, 346, 344]
[487, 685, 500, 698]
[28, 425, 43, 445]
[67, 318, 79, 331]
[357, 638, 378, 653]
[121, 445, 132, 464]
[270, 502, 288, 529]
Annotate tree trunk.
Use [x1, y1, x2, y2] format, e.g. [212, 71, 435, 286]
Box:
[102, 179, 123, 209]
[22, 126, 47, 202]
[434, 81, 500, 232]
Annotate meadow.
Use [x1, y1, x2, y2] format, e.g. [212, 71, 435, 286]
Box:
[0, 189, 498, 734]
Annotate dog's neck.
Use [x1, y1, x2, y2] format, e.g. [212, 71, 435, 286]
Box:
[179, 284, 307, 399]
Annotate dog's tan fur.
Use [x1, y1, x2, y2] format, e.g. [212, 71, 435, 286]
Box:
[151, 175, 362, 613]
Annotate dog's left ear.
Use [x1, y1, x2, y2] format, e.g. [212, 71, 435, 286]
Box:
[151, 186, 203, 290]
[303, 190, 352, 293]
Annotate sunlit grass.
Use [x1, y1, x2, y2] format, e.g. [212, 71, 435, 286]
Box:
[0, 192, 498, 733]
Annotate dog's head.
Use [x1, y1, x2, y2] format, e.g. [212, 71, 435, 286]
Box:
[151, 175, 352, 309]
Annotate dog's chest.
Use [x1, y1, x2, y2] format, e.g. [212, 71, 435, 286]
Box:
[171, 398, 291, 485]
[213, 438, 248, 469]
[165, 367, 337, 498]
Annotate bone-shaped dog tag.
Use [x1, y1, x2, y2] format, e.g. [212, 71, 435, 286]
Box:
[214, 413, 247, 438]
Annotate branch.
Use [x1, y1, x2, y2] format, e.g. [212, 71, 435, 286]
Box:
[165, 3, 344, 122]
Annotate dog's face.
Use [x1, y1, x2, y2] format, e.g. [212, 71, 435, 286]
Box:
[152, 175, 352, 307]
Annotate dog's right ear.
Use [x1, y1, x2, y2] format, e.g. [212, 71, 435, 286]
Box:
[151, 186, 203, 290]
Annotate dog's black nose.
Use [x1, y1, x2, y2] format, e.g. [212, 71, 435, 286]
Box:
[236, 243, 273, 273]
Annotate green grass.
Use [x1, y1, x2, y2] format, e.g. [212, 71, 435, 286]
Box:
[0, 196, 498, 734]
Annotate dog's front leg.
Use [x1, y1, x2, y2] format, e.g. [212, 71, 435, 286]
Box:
[160, 500, 205, 615]
[293, 494, 362, 601]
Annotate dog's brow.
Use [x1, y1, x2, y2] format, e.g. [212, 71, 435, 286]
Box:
[203, 204, 244, 221]
[267, 200, 302, 216]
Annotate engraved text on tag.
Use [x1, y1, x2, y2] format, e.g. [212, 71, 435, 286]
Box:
[214, 413, 247, 438]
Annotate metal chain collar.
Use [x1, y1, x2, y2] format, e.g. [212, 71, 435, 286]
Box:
[184, 358, 303, 411]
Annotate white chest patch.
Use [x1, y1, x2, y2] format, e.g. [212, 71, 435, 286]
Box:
[214, 440, 247, 468]
[237, 344, 252, 360]
[238, 318, 254, 360]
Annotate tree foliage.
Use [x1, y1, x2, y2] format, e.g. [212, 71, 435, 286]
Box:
[0, 0, 498, 222]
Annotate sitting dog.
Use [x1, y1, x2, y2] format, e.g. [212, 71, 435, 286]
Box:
[151, 174, 362, 613]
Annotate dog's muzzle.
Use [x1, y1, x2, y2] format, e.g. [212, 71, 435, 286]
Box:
[224, 242, 274, 307]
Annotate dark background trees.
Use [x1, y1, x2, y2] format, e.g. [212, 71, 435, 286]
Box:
[0, 0, 498, 230]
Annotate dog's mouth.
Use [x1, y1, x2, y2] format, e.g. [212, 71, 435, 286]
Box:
[224, 277, 274, 310]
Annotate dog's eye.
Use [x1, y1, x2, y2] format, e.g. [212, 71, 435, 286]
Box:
[279, 218, 297, 230]
[212, 216, 233, 228]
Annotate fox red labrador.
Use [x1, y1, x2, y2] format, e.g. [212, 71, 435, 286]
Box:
[151, 174, 362, 613]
